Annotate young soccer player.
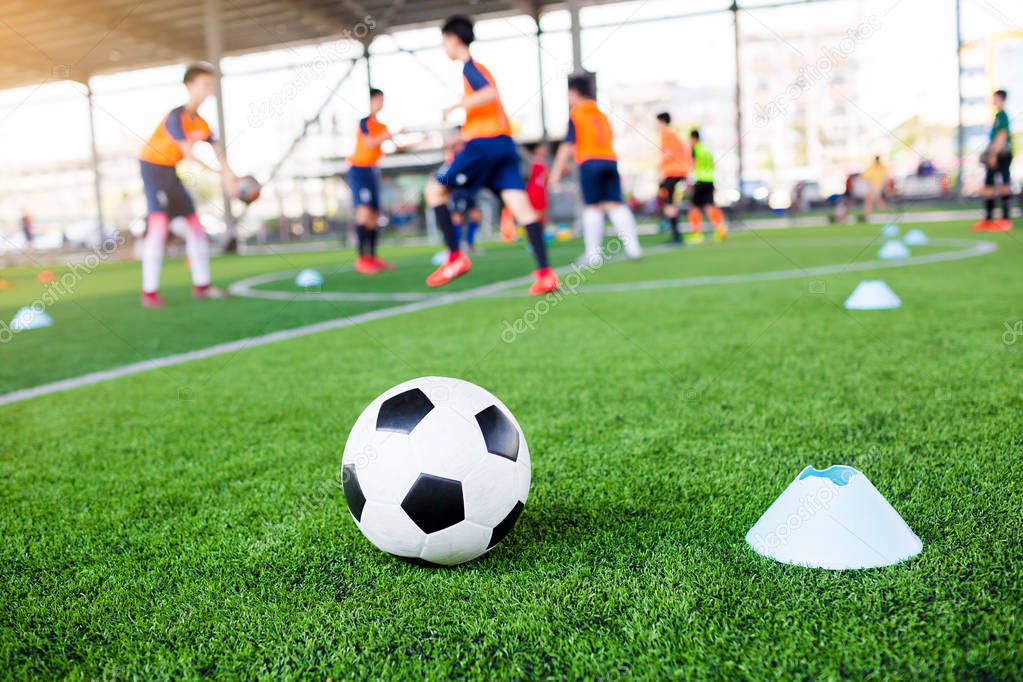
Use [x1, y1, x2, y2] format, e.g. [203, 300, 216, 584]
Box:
[656, 113, 692, 245]
[975, 89, 1014, 232]
[348, 88, 408, 274]
[687, 129, 727, 243]
[861, 155, 889, 222]
[138, 62, 237, 308]
[424, 15, 559, 296]
[549, 75, 642, 267]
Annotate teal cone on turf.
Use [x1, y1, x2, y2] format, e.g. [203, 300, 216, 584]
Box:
[844, 280, 901, 310]
[877, 240, 910, 260]
[295, 269, 324, 288]
[10, 306, 54, 331]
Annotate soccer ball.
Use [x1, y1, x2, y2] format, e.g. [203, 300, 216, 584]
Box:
[235, 175, 262, 204]
[341, 377, 531, 566]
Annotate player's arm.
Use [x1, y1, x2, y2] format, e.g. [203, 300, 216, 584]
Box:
[209, 139, 239, 190]
[549, 141, 575, 188]
[444, 62, 498, 119]
[549, 119, 577, 187]
[990, 127, 1008, 155]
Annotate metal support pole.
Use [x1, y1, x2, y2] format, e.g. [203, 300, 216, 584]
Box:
[85, 80, 105, 246]
[955, 0, 965, 200]
[363, 41, 373, 89]
[732, 0, 745, 202]
[568, 0, 583, 73]
[534, 7, 548, 140]
[204, 0, 235, 244]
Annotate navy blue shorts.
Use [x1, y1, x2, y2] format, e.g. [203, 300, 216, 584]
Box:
[450, 189, 478, 215]
[348, 165, 380, 210]
[436, 135, 524, 195]
[140, 160, 195, 218]
[984, 152, 1013, 187]
[578, 159, 623, 205]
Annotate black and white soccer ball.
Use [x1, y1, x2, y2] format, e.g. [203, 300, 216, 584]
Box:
[341, 377, 530, 566]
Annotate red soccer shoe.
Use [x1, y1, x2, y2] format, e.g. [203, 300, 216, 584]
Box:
[141, 291, 167, 308]
[372, 256, 397, 271]
[426, 252, 472, 287]
[355, 256, 381, 275]
[528, 268, 560, 296]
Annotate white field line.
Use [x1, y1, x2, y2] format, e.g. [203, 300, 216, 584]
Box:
[0, 238, 997, 408]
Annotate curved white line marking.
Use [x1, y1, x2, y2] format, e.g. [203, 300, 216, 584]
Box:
[0, 238, 997, 408]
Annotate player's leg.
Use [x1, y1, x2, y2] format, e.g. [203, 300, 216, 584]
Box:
[139, 161, 171, 307]
[465, 204, 482, 252]
[424, 170, 471, 286]
[689, 182, 709, 244]
[998, 154, 1013, 223]
[500, 189, 558, 295]
[601, 162, 642, 259]
[485, 136, 556, 293]
[577, 161, 606, 266]
[141, 211, 169, 306]
[349, 168, 380, 274]
[660, 178, 682, 244]
[979, 160, 997, 228]
[708, 199, 727, 241]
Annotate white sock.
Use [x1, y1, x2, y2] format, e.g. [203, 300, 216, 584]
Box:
[582, 207, 605, 265]
[141, 220, 168, 293]
[184, 215, 211, 287]
[608, 204, 642, 259]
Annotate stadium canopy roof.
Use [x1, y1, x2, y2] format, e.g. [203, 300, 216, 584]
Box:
[0, 0, 613, 91]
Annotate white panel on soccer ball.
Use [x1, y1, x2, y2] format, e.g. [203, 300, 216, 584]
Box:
[462, 455, 524, 528]
[353, 433, 421, 504]
[420, 521, 492, 566]
[405, 376, 460, 408]
[359, 500, 426, 558]
[412, 405, 487, 480]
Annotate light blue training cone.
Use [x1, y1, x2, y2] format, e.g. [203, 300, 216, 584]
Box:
[295, 268, 324, 288]
[10, 306, 54, 331]
[881, 224, 900, 238]
[877, 240, 910, 260]
[903, 229, 928, 246]
[844, 280, 901, 310]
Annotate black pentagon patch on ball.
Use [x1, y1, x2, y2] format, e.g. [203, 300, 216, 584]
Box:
[475, 405, 519, 461]
[342, 464, 367, 522]
[376, 388, 434, 434]
[487, 501, 524, 549]
[401, 474, 464, 534]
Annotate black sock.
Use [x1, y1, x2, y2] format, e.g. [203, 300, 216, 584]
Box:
[355, 225, 368, 256]
[985, 199, 995, 220]
[368, 228, 379, 256]
[668, 215, 680, 240]
[433, 204, 460, 254]
[525, 222, 549, 270]
[1003, 195, 1012, 220]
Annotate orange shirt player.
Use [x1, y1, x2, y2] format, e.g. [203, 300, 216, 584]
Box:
[138, 61, 238, 308]
[347, 87, 408, 274]
[655, 112, 692, 245]
[422, 15, 558, 296]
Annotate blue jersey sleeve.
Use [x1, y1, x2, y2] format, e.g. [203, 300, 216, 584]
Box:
[360, 117, 370, 135]
[165, 107, 187, 141]
[463, 61, 491, 92]
[565, 119, 576, 144]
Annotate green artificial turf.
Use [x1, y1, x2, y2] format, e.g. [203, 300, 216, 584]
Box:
[2, 220, 1021, 679]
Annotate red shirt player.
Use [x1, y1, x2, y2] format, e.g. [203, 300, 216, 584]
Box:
[526, 143, 549, 221]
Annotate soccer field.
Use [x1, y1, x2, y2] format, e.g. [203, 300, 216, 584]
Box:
[2, 221, 1022, 679]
